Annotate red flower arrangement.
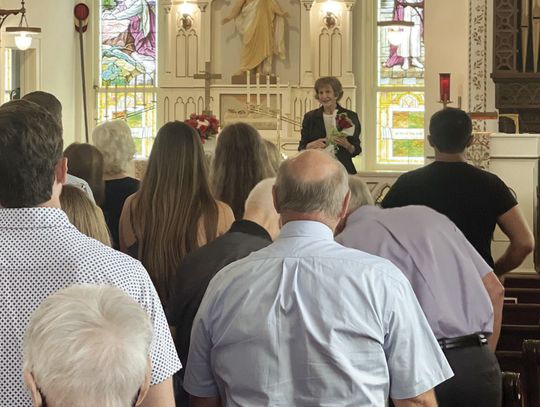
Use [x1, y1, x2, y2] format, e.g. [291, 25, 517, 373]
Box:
[336, 112, 353, 132]
[184, 113, 220, 143]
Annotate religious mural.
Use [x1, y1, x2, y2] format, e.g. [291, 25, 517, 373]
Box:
[100, 0, 157, 86]
[98, 0, 157, 157]
[376, 0, 425, 165]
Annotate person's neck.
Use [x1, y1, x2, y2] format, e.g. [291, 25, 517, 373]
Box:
[434, 151, 467, 162]
[104, 172, 129, 181]
[37, 182, 62, 209]
[37, 199, 61, 209]
[243, 212, 279, 240]
[323, 104, 337, 115]
[280, 211, 337, 232]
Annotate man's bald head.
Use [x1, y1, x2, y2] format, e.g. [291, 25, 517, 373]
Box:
[274, 150, 349, 220]
[244, 178, 280, 240]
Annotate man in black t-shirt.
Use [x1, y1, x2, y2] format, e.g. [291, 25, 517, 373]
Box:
[382, 108, 534, 276]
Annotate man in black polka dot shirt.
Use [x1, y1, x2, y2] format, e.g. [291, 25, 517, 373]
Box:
[0, 99, 181, 405]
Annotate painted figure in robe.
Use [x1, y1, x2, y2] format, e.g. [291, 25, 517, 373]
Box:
[385, 0, 424, 70]
[222, 0, 288, 74]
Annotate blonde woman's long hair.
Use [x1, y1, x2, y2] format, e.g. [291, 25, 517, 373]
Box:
[60, 185, 112, 246]
[131, 121, 218, 302]
[211, 122, 275, 219]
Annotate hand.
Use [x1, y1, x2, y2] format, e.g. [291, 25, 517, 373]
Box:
[281, 11, 289, 18]
[333, 136, 354, 153]
[222, 16, 232, 24]
[306, 138, 327, 150]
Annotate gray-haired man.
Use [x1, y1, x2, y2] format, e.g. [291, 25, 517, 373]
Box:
[337, 177, 504, 407]
[184, 149, 453, 407]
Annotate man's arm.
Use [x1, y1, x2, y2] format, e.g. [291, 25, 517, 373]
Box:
[493, 205, 534, 276]
[190, 396, 222, 407]
[482, 271, 504, 350]
[140, 378, 175, 407]
[392, 389, 438, 407]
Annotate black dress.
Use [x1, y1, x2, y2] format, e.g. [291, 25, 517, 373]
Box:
[298, 104, 362, 174]
[101, 177, 140, 249]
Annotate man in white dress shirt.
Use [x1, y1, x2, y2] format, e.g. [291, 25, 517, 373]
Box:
[0, 99, 181, 406]
[184, 149, 453, 407]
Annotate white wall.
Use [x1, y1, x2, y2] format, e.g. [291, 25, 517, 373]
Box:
[424, 0, 469, 155]
[1, 0, 80, 146]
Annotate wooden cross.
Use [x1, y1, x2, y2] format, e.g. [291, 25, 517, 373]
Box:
[194, 61, 222, 115]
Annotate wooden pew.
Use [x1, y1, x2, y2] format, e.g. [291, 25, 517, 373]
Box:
[504, 274, 540, 289]
[502, 371, 522, 407]
[497, 325, 540, 351]
[522, 340, 540, 407]
[502, 304, 540, 325]
[497, 350, 523, 372]
[504, 288, 540, 304]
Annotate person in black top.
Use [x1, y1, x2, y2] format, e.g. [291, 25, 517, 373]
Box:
[166, 178, 279, 406]
[382, 108, 534, 275]
[298, 76, 361, 174]
[92, 120, 140, 249]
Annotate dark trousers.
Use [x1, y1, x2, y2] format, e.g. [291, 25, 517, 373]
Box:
[174, 369, 190, 407]
[435, 345, 502, 407]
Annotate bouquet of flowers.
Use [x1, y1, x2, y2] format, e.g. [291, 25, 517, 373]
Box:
[326, 112, 355, 153]
[184, 113, 220, 143]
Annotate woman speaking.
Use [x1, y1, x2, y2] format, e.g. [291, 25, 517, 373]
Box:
[298, 77, 361, 174]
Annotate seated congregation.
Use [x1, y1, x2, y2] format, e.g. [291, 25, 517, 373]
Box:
[0, 90, 536, 407]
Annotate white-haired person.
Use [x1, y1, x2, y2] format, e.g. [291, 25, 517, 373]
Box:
[93, 120, 140, 248]
[23, 284, 153, 407]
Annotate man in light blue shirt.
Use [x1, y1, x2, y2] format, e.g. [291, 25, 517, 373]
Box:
[184, 150, 453, 407]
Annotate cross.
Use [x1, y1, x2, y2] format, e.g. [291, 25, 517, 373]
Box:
[194, 61, 222, 115]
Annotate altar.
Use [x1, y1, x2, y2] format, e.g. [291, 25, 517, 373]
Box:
[154, 0, 358, 157]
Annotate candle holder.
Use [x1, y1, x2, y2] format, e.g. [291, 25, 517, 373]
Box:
[439, 73, 451, 109]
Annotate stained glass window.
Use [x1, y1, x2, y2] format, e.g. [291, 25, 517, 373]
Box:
[376, 0, 425, 166]
[377, 92, 424, 164]
[97, 0, 157, 157]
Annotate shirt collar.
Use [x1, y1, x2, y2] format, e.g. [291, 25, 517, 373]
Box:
[278, 220, 334, 241]
[228, 219, 272, 241]
[348, 205, 381, 223]
[0, 207, 74, 229]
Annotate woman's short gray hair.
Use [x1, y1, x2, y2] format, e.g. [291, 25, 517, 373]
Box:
[23, 284, 152, 407]
[92, 120, 136, 174]
[348, 176, 374, 213]
[275, 153, 349, 219]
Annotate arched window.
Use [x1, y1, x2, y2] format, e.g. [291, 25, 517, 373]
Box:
[97, 0, 158, 157]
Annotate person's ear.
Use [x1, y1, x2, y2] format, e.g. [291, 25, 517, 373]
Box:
[465, 134, 473, 147]
[134, 359, 152, 406]
[55, 157, 68, 185]
[339, 190, 351, 221]
[427, 135, 435, 147]
[23, 371, 43, 407]
[272, 185, 281, 213]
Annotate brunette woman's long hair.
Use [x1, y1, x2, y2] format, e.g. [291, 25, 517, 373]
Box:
[211, 122, 275, 218]
[63, 143, 105, 205]
[131, 121, 218, 303]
